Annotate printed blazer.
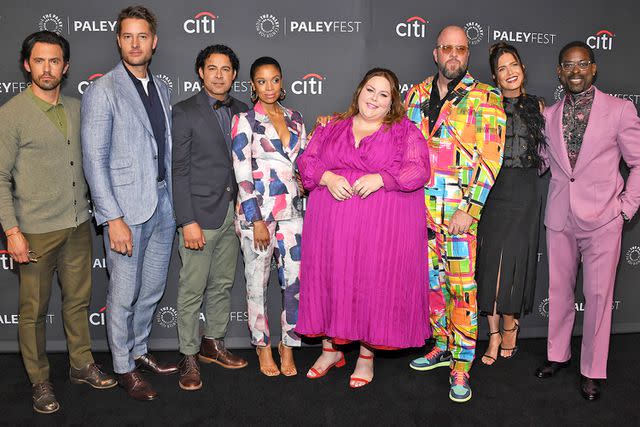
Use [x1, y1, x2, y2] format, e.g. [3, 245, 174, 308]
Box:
[231, 101, 307, 223]
[405, 72, 506, 220]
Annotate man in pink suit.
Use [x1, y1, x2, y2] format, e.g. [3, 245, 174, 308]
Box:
[535, 41, 640, 400]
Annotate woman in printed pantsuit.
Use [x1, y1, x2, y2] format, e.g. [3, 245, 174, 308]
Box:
[232, 57, 306, 377]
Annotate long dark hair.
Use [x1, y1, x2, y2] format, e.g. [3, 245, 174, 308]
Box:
[489, 42, 546, 168]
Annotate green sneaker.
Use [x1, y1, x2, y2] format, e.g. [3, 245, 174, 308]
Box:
[409, 347, 452, 371]
[449, 370, 472, 403]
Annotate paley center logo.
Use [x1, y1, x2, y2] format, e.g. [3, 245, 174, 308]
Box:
[554, 85, 565, 102]
[156, 306, 178, 328]
[464, 22, 484, 45]
[256, 14, 280, 38]
[491, 28, 556, 45]
[587, 29, 614, 50]
[289, 18, 362, 34]
[291, 73, 324, 95]
[0, 81, 29, 94]
[39, 13, 64, 35]
[184, 11, 217, 34]
[396, 16, 428, 38]
[538, 297, 621, 318]
[155, 74, 174, 94]
[625, 245, 640, 266]
[0, 250, 15, 270]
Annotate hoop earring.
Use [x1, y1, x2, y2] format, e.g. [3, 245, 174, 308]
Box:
[250, 88, 258, 103]
[279, 88, 286, 100]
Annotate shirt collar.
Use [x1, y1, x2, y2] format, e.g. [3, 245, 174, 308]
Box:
[204, 91, 231, 108]
[433, 71, 466, 94]
[566, 85, 595, 106]
[26, 85, 63, 112]
[123, 61, 154, 86]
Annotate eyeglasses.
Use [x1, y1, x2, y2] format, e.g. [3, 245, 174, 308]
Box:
[28, 250, 40, 263]
[560, 60, 593, 71]
[437, 45, 469, 55]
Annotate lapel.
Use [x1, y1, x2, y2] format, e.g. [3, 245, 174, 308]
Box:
[195, 90, 230, 158]
[573, 87, 608, 173]
[112, 62, 154, 138]
[429, 72, 476, 139]
[548, 99, 573, 176]
[254, 102, 293, 162]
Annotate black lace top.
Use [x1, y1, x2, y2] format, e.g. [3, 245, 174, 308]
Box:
[502, 94, 546, 169]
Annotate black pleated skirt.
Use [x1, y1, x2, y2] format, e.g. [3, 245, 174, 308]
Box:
[476, 167, 543, 316]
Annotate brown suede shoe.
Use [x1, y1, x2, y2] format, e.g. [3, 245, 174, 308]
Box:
[32, 381, 59, 414]
[199, 337, 248, 369]
[178, 355, 202, 391]
[118, 370, 158, 401]
[70, 362, 118, 389]
[135, 353, 178, 375]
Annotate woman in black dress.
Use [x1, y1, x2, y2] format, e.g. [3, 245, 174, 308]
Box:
[477, 43, 546, 365]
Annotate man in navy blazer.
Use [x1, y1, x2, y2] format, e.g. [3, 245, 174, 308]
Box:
[172, 45, 249, 391]
[81, 6, 177, 401]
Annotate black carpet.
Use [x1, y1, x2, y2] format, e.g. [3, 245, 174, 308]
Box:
[1, 334, 639, 426]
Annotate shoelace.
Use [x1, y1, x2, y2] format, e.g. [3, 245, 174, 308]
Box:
[425, 348, 443, 359]
[182, 358, 200, 375]
[33, 382, 54, 397]
[451, 371, 468, 386]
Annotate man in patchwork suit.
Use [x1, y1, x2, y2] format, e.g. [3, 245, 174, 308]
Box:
[405, 25, 506, 403]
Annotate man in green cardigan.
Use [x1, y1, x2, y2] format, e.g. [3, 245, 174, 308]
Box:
[0, 31, 116, 415]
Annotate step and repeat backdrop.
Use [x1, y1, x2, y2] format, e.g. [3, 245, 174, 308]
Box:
[1, 0, 639, 351]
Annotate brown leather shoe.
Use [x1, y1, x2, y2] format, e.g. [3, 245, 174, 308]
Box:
[32, 382, 59, 414]
[199, 337, 248, 369]
[118, 370, 158, 401]
[70, 362, 118, 389]
[178, 355, 202, 391]
[135, 353, 178, 375]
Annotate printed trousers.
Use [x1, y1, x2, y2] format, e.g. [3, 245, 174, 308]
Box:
[427, 172, 478, 372]
[236, 217, 302, 347]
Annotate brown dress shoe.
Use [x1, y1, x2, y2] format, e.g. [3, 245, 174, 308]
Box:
[199, 337, 248, 369]
[32, 382, 59, 414]
[178, 355, 202, 391]
[118, 370, 158, 401]
[135, 353, 178, 375]
[70, 362, 118, 389]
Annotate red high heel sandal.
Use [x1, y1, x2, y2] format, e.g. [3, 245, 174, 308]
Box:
[306, 347, 346, 379]
[349, 354, 374, 388]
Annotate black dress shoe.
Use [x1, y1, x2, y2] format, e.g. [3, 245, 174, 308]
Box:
[535, 359, 570, 378]
[135, 353, 178, 375]
[580, 375, 601, 401]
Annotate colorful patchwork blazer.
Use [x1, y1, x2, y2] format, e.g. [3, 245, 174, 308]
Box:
[405, 72, 506, 220]
[231, 101, 307, 223]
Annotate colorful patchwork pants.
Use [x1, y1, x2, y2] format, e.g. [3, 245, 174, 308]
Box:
[236, 217, 302, 347]
[427, 172, 478, 372]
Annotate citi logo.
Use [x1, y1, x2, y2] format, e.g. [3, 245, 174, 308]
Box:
[0, 250, 14, 270]
[586, 29, 614, 50]
[184, 11, 217, 34]
[89, 306, 107, 326]
[396, 16, 428, 38]
[291, 73, 324, 95]
[77, 73, 104, 95]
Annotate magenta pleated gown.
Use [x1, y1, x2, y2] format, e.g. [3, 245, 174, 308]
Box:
[295, 116, 431, 348]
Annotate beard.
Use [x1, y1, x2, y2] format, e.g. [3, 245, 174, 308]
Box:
[438, 58, 467, 81]
[32, 73, 62, 91]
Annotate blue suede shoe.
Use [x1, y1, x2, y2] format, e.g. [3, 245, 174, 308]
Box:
[409, 347, 452, 371]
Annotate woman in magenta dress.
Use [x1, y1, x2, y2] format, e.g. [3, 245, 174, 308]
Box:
[295, 68, 431, 388]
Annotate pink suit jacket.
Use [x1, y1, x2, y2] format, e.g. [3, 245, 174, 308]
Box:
[542, 86, 640, 232]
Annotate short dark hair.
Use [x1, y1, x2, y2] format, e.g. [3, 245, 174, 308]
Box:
[116, 5, 158, 35]
[249, 56, 282, 81]
[20, 31, 70, 64]
[558, 41, 595, 65]
[195, 44, 240, 79]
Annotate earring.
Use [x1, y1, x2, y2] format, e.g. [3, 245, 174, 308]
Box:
[279, 88, 286, 100]
[250, 88, 258, 103]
